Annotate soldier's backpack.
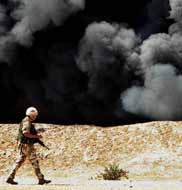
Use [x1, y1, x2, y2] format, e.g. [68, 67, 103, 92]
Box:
[16, 121, 29, 144]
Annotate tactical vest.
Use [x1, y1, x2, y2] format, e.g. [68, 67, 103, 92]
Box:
[17, 120, 37, 144]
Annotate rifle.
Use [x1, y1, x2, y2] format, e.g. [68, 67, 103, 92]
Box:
[36, 139, 50, 150]
[30, 124, 49, 150]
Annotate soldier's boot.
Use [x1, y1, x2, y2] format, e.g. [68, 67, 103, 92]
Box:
[38, 179, 51, 185]
[6, 178, 18, 185]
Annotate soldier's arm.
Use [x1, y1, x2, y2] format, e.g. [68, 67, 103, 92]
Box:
[23, 132, 42, 139]
[22, 119, 42, 139]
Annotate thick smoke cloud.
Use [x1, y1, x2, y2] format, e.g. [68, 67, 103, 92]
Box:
[11, 0, 85, 46]
[122, 64, 182, 120]
[1, 0, 182, 124]
[168, 0, 182, 34]
[0, 0, 86, 123]
[140, 33, 182, 71]
[0, 4, 16, 64]
[0, 0, 85, 64]
[77, 22, 140, 78]
[169, 0, 182, 24]
[76, 22, 141, 122]
[121, 0, 182, 120]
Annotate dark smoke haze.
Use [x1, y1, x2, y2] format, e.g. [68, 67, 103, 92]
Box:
[0, 0, 181, 125]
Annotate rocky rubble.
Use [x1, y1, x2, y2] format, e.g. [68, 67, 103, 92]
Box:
[0, 121, 181, 179]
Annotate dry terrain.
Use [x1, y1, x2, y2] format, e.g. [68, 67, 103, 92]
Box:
[0, 121, 181, 189]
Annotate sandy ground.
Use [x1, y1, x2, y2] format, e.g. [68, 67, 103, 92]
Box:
[0, 177, 182, 190]
[0, 121, 181, 189]
[1, 121, 182, 180]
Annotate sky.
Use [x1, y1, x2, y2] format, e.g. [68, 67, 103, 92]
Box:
[0, 0, 181, 125]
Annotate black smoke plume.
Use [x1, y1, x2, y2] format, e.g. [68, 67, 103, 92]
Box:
[0, 0, 181, 125]
[121, 0, 182, 120]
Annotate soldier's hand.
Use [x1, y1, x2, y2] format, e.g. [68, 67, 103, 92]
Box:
[37, 135, 43, 139]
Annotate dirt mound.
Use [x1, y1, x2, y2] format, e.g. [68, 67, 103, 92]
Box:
[0, 121, 181, 179]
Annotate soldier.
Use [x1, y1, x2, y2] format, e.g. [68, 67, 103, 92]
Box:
[6, 107, 51, 185]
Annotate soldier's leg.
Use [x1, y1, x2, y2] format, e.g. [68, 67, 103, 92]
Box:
[7, 145, 27, 180]
[28, 145, 44, 180]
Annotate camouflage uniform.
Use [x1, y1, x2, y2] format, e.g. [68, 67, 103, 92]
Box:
[7, 117, 44, 180]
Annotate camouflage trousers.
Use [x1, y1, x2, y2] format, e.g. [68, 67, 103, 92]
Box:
[8, 144, 44, 180]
